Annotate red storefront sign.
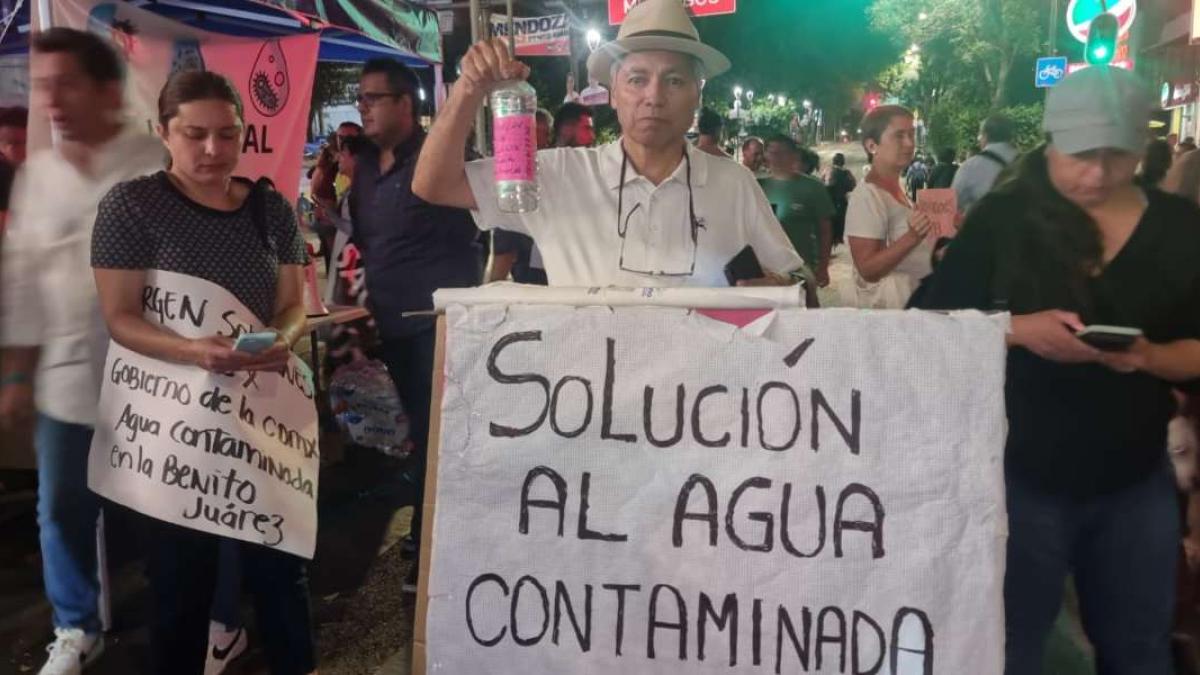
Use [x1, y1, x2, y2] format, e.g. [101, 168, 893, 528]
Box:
[609, 0, 736, 25]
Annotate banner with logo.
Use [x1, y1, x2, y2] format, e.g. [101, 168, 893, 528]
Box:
[88, 270, 319, 558]
[489, 14, 570, 57]
[423, 305, 1008, 674]
[33, 0, 318, 203]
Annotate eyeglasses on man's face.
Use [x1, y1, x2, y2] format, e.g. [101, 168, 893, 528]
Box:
[355, 92, 402, 108]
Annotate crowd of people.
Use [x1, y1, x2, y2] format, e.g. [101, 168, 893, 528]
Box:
[0, 0, 1198, 673]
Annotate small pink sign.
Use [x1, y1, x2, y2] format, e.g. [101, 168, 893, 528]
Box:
[916, 188, 959, 240]
[493, 115, 536, 182]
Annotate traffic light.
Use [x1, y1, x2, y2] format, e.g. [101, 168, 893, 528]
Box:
[1086, 12, 1119, 65]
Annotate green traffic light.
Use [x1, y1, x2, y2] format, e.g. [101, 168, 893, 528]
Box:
[1086, 12, 1119, 66]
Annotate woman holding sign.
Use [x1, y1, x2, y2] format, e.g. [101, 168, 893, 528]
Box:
[918, 67, 1200, 673]
[91, 71, 316, 674]
[845, 104, 936, 309]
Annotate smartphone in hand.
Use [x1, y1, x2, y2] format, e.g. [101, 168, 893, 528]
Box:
[233, 330, 278, 354]
[725, 245, 764, 285]
[1076, 325, 1142, 352]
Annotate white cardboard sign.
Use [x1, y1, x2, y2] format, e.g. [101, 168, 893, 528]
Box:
[426, 305, 1008, 674]
[88, 270, 319, 558]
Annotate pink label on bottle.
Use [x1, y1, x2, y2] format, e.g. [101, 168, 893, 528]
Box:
[493, 115, 536, 182]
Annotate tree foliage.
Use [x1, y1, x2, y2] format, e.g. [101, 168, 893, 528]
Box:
[309, 62, 361, 137]
[926, 101, 1043, 156]
[700, 92, 803, 143]
[869, 0, 1048, 153]
[870, 0, 1046, 110]
[696, 0, 897, 139]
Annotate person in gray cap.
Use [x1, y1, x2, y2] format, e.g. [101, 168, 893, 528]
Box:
[916, 66, 1200, 673]
[412, 0, 802, 288]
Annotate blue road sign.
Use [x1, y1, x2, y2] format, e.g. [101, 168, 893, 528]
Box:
[1035, 56, 1069, 88]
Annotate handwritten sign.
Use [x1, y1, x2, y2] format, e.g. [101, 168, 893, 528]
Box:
[916, 189, 959, 240]
[424, 305, 1008, 674]
[88, 270, 319, 558]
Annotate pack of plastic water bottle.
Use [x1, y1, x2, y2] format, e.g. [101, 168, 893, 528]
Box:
[328, 360, 410, 457]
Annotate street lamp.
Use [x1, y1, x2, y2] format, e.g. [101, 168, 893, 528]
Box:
[778, 95, 787, 106]
[803, 99, 812, 109]
[746, 90, 755, 105]
[733, 85, 743, 98]
[586, 28, 602, 52]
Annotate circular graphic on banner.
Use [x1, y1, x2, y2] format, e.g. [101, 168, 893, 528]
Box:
[249, 39, 291, 118]
[1066, 0, 1138, 45]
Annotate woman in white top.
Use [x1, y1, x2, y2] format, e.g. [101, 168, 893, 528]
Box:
[845, 105, 935, 308]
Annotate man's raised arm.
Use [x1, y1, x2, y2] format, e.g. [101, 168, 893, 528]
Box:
[413, 38, 530, 210]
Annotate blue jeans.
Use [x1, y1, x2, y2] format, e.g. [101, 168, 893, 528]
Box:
[35, 413, 102, 633]
[1004, 459, 1179, 675]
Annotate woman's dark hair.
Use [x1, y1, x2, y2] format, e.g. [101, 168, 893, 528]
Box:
[832, 152, 846, 167]
[1138, 139, 1172, 187]
[859, 104, 912, 164]
[936, 147, 957, 165]
[157, 70, 244, 128]
[989, 144, 1103, 312]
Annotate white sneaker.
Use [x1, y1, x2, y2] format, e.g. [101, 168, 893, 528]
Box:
[38, 628, 104, 675]
[204, 621, 248, 675]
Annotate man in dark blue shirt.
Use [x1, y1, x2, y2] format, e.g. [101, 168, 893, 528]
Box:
[349, 58, 479, 581]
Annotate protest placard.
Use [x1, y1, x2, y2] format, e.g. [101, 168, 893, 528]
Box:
[915, 189, 958, 241]
[88, 270, 319, 559]
[417, 305, 1008, 674]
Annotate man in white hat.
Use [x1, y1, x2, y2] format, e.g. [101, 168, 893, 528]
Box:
[413, 0, 803, 287]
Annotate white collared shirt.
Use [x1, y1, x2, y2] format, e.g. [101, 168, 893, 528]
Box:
[1, 125, 164, 426]
[465, 139, 803, 287]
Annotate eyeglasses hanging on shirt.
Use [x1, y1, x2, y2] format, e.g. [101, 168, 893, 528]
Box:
[616, 147, 704, 277]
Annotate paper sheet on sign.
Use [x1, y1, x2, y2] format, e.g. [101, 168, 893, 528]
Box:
[88, 271, 319, 558]
[426, 306, 1008, 674]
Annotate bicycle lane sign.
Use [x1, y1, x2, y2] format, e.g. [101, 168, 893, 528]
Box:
[1036, 56, 1069, 88]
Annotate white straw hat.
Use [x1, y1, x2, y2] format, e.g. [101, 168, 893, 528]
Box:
[586, 0, 731, 86]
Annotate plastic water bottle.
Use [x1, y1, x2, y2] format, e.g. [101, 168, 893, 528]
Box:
[490, 80, 539, 213]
